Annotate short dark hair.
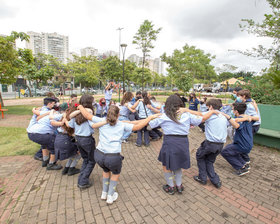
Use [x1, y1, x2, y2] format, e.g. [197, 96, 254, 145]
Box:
[206, 99, 222, 110]
[70, 94, 77, 98]
[136, 91, 142, 96]
[43, 97, 56, 106]
[233, 102, 247, 114]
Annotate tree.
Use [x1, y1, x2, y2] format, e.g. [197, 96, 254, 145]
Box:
[161, 44, 216, 93]
[68, 55, 100, 89]
[132, 20, 161, 90]
[99, 56, 122, 84]
[240, 0, 280, 88]
[131, 67, 153, 88]
[0, 31, 29, 105]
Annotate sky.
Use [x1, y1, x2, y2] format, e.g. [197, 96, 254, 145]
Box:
[0, 0, 273, 74]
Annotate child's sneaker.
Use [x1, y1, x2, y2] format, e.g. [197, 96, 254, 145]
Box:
[245, 161, 251, 170]
[176, 185, 184, 194]
[122, 139, 128, 143]
[236, 167, 249, 176]
[101, 191, 107, 200]
[162, 185, 175, 195]
[106, 192, 118, 204]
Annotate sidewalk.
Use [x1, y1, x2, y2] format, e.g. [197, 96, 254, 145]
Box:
[0, 128, 279, 224]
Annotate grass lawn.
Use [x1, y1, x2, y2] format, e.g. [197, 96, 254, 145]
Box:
[0, 127, 38, 156]
[5, 105, 35, 115]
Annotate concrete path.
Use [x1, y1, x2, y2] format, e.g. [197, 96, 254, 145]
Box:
[0, 128, 280, 224]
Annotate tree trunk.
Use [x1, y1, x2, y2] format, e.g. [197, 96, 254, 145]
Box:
[0, 92, 4, 107]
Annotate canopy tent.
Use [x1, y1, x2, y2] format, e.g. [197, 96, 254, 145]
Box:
[221, 78, 245, 85]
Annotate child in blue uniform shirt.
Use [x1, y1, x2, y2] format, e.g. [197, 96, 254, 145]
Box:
[118, 92, 137, 143]
[27, 98, 64, 170]
[148, 96, 162, 140]
[180, 99, 227, 188]
[54, 104, 81, 176]
[65, 94, 102, 189]
[149, 95, 217, 195]
[132, 91, 153, 147]
[221, 103, 259, 176]
[198, 97, 208, 132]
[77, 104, 161, 204]
[95, 98, 108, 118]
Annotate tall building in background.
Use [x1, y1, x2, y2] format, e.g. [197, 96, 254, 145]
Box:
[127, 54, 142, 67]
[81, 47, 98, 57]
[26, 31, 69, 63]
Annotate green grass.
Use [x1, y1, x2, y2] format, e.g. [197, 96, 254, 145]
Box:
[0, 127, 38, 156]
[5, 105, 35, 115]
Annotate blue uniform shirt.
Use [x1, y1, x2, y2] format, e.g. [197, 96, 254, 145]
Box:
[92, 116, 133, 153]
[28, 114, 62, 134]
[189, 98, 200, 111]
[105, 89, 113, 100]
[119, 105, 130, 117]
[233, 119, 254, 153]
[149, 112, 202, 135]
[95, 104, 108, 116]
[151, 101, 160, 114]
[160, 105, 165, 113]
[68, 117, 94, 136]
[199, 103, 208, 112]
[245, 100, 261, 126]
[136, 102, 152, 118]
[202, 112, 228, 143]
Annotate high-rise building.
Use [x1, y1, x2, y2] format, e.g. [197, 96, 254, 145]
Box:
[81, 47, 98, 57]
[26, 31, 69, 63]
[127, 54, 142, 66]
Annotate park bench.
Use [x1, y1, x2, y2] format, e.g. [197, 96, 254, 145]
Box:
[0, 102, 8, 119]
[253, 104, 280, 150]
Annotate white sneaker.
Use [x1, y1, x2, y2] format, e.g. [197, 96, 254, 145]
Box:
[122, 139, 128, 143]
[106, 192, 118, 204]
[101, 191, 107, 200]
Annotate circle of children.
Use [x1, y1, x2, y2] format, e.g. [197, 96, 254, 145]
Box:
[27, 81, 260, 204]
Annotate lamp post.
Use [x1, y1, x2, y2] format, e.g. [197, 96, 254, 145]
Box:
[120, 43, 127, 95]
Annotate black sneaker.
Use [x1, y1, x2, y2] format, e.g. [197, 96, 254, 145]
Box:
[68, 167, 80, 176]
[162, 185, 175, 195]
[176, 185, 184, 194]
[150, 138, 159, 142]
[212, 181, 222, 189]
[42, 159, 49, 167]
[193, 176, 207, 185]
[144, 144, 150, 147]
[77, 182, 93, 190]
[62, 167, 69, 175]
[34, 155, 43, 161]
[244, 163, 251, 170]
[135, 143, 142, 147]
[236, 167, 249, 176]
[46, 163, 63, 170]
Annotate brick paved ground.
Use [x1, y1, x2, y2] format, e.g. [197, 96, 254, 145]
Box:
[0, 128, 280, 224]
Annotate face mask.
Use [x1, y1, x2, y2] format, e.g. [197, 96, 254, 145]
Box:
[232, 94, 237, 99]
[236, 97, 242, 103]
[101, 102, 105, 105]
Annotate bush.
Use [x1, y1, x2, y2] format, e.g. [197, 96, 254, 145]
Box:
[241, 77, 280, 105]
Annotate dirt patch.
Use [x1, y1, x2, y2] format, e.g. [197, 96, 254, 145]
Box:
[0, 115, 31, 128]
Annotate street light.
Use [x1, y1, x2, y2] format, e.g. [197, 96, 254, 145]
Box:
[120, 43, 127, 95]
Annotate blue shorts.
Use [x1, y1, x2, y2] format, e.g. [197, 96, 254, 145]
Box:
[94, 149, 124, 174]
[28, 133, 55, 154]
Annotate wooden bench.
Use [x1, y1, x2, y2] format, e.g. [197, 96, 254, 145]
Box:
[0, 103, 8, 119]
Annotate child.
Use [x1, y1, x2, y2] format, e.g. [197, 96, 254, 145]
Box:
[220, 103, 259, 176]
[198, 97, 208, 132]
[131, 91, 154, 147]
[105, 81, 117, 106]
[77, 104, 161, 204]
[27, 98, 64, 170]
[188, 93, 200, 111]
[65, 94, 99, 189]
[118, 92, 137, 143]
[149, 95, 217, 194]
[179, 99, 227, 189]
[148, 96, 162, 141]
[54, 104, 81, 176]
[95, 98, 108, 117]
